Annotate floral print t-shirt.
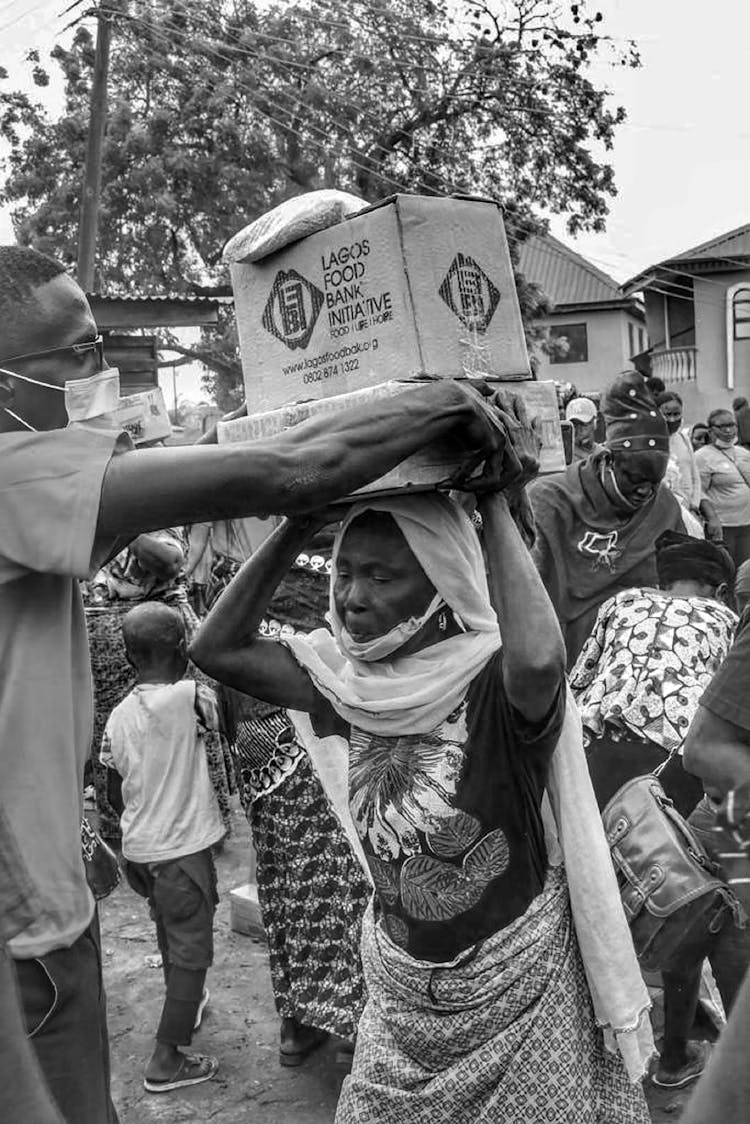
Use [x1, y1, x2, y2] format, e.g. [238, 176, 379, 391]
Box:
[347, 650, 565, 962]
[570, 588, 737, 754]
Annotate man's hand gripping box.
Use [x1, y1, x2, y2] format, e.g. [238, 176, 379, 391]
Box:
[218, 379, 564, 496]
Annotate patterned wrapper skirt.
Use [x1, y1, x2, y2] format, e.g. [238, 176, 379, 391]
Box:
[336, 865, 649, 1124]
[248, 751, 370, 1041]
[86, 601, 235, 842]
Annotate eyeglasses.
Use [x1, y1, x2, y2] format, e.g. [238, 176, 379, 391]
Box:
[2, 335, 105, 371]
[713, 422, 738, 431]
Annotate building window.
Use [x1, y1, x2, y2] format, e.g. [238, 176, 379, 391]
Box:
[638, 327, 647, 352]
[549, 323, 588, 364]
[734, 287, 750, 340]
[628, 322, 635, 358]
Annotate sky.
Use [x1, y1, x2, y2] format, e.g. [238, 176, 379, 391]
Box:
[2, 0, 750, 395]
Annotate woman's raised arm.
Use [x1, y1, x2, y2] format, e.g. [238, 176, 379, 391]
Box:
[475, 393, 565, 723]
[189, 516, 324, 715]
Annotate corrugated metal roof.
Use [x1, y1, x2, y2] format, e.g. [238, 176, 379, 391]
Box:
[517, 233, 622, 306]
[85, 292, 231, 305]
[670, 223, 750, 263]
[623, 223, 750, 292]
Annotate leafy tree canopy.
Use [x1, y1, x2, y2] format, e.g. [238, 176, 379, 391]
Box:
[0, 0, 638, 407]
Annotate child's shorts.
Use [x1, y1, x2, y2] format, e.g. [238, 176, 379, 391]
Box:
[124, 848, 219, 971]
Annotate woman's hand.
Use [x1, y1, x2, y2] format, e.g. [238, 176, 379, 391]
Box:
[129, 532, 183, 579]
[449, 388, 541, 495]
[452, 390, 541, 545]
[705, 516, 724, 543]
[480, 389, 542, 491]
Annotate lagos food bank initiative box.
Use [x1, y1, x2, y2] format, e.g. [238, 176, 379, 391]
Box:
[227, 194, 531, 413]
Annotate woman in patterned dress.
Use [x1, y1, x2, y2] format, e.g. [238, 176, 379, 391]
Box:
[85, 528, 235, 843]
[571, 530, 737, 815]
[192, 397, 653, 1124]
[218, 543, 370, 1067]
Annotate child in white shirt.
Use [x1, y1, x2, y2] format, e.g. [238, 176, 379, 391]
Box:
[101, 602, 224, 1093]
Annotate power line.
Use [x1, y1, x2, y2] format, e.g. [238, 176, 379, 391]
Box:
[92, 7, 503, 199]
[99, 1, 620, 209]
[5, 1, 631, 258]
[120, 0, 629, 102]
[99, 8, 453, 199]
[0, 0, 58, 36]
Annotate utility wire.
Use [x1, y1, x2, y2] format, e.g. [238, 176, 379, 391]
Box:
[98, 0, 620, 211]
[94, 6, 538, 201]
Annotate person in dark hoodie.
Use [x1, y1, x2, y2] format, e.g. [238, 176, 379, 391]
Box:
[529, 371, 685, 667]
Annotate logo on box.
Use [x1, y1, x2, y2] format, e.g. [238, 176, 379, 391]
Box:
[262, 269, 324, 350]
[439, 253, 500, 332]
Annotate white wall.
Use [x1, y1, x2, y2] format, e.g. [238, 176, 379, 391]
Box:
[531, 308, 645, 395]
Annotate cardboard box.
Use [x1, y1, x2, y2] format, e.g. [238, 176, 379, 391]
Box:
[118, 386, 171, 445]
[226, 194, 531, 413]
[218, 378, 564, 495]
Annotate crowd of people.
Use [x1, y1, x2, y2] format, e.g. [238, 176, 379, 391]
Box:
[4, 242, 750, 1124]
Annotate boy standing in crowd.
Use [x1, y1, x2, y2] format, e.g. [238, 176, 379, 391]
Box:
[101, 602, 224, 1093]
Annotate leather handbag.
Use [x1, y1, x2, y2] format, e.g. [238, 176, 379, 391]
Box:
[81, 816, 121, 901]
[602, 774, 743, 972]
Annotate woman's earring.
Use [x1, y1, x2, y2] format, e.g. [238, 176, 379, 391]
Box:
[438, 610, 448, 633]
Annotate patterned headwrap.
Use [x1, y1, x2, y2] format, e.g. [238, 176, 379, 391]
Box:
[603, 370, 669, 454]
[655, 530, 735, 589]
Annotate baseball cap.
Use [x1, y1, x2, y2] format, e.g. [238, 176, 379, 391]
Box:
[565, 397, 597, 424]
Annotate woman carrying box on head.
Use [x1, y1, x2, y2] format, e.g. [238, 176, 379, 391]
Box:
[191, 393, 653, 1124]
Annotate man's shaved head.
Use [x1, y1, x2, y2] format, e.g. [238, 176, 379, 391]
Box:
[0, 246, 67, 359]
[122, 603, 186, 668]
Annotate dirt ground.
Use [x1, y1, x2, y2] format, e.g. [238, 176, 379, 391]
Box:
[101, 801, 696, 1123]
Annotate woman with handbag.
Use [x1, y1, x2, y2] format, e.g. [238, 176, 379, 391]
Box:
[570, 531, 737, 816]
[695, 409, 750, 567]
[570, 533, 741, 1092]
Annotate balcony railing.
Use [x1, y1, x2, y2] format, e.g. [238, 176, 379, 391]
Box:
[650, 345, 698, 384]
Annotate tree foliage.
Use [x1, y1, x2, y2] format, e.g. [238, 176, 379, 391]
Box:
[0, 0, 638, 407]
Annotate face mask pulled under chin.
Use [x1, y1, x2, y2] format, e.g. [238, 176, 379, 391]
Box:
[715, 436, 738, 449]
[604, 465, 645, 511]
[338, 592, 445, 662]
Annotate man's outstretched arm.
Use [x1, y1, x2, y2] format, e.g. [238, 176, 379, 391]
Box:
[96, 381, 497, 538]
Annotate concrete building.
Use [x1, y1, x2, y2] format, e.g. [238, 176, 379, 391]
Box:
[518, 233, 647, 395]
[623, 224, 750, 421]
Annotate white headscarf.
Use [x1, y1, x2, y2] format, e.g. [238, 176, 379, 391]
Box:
[285, 492, 654, 1081]
[283, 494, 501, 735]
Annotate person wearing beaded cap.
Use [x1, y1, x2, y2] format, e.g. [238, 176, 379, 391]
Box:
[529, 370, 685, 667]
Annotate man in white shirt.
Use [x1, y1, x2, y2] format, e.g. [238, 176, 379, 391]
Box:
[564, 396, 602, 461]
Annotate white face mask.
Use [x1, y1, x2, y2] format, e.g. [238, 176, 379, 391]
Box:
[715, 436, 738, 450]
[64, 368, 121, 423]
[338, 592, 445, 662]
[0, 364, 121, 431]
